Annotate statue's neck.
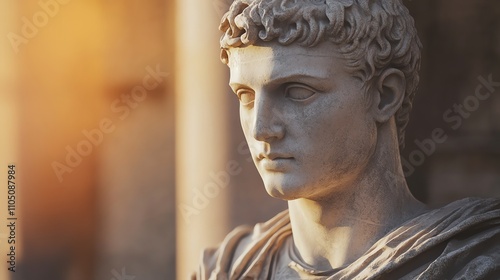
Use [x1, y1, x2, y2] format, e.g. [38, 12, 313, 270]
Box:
[287, 121, 427, 270]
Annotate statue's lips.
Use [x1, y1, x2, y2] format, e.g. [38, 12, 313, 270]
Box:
[257, 152, 294, 161]
[257, 153, 294, 171]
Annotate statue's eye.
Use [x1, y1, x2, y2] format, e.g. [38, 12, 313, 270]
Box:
[236, 89, 255, 105]
[285, 85, 316, 101]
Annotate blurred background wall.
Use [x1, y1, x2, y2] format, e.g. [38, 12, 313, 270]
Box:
[0, 0, 498, 280]
[2, 0, 176, 279]
[404, 0, 500, 206]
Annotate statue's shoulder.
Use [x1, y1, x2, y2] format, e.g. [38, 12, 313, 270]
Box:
[392, 197, 500, 248]
[378, 197, 500, 279]
[193, 210, 291, 280]
[423, 197, 500, 228]
[421, 197, 500, 278]
[323, 197, 500, 279]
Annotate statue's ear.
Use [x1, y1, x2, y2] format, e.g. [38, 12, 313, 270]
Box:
[370, 68, 406, 123]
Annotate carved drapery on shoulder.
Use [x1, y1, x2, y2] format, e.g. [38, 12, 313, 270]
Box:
[194, 198, 500, 279]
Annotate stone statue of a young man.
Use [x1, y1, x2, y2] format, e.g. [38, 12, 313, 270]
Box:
[194, 0, 500, 279]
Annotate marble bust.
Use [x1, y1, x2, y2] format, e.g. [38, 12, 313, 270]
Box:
[193, 0, 500, 279]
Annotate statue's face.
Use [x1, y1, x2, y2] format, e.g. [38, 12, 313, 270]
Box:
[228, 42, 378, 200]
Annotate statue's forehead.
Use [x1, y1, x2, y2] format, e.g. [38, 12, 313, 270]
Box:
[227, 42, 350, 87]
[227, 43, 342, 66]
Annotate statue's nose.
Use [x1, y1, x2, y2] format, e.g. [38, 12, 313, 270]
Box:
[251, 92, 285, 142]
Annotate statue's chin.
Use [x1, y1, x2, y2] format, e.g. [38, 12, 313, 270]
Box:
[263, 179, 307, 201]
[266, 189, 299, 201]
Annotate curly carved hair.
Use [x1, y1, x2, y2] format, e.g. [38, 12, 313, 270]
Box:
[219, 0, 422, 149]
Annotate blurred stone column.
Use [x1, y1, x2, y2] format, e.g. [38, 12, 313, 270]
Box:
[95, 0, 175, 279]
[175, 1, 232, 279]
[13, 1, 106, 279]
